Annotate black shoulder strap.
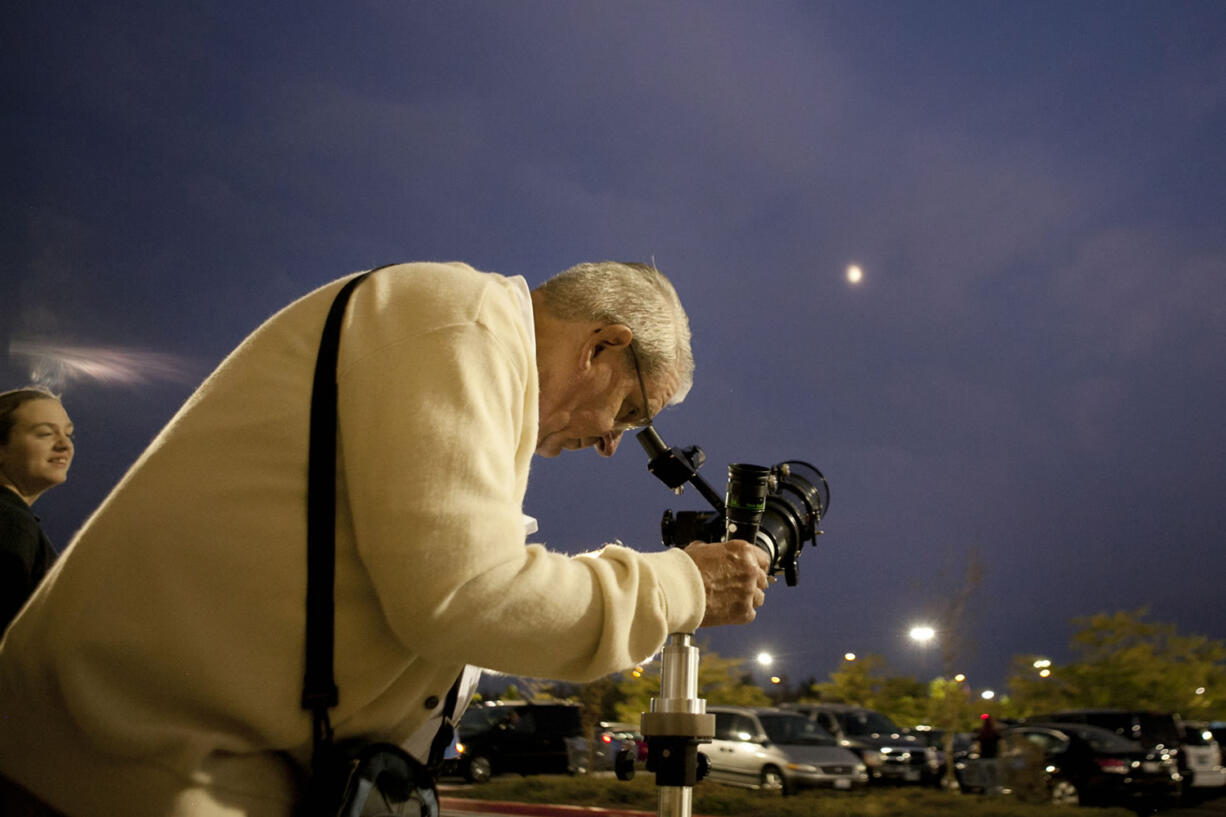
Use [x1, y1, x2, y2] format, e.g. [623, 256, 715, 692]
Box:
[303, 270, 374, 767]
[426, 674, 464, 769]
[301, 266, 464, 778]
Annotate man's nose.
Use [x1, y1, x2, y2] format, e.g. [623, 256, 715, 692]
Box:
[596, 430, 623, 457]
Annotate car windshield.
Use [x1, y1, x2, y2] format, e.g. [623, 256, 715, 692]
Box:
[1065, 725, 1145, 753]
[758, 714, 836, 745]
[843, 710, 902, 737]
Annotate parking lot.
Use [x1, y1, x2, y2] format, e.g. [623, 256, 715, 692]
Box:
[1157, 793, 1226, 815]
[437, 779, 1226, 816]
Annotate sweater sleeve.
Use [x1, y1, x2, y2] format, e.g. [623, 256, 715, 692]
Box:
[337, 314, 704, 682]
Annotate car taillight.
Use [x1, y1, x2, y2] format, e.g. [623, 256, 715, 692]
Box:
[1094, 758, 1129, 774]
[601, 734, 613, 744]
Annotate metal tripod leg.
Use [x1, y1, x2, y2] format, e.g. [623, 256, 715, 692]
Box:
[640, 633, 714, 817]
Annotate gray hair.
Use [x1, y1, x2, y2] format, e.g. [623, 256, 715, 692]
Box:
[534, 262, 694, 404]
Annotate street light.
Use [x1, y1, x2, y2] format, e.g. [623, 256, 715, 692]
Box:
[907, 624, 937, 681]
[756, 652, 773, 668]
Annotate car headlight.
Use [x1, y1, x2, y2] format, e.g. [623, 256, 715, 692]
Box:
[786, 763, 818, 773]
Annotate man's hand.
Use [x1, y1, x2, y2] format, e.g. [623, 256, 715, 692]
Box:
[683, 539, 770, 627]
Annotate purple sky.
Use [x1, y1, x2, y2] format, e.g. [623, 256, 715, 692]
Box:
[6, 1, 1224, 696]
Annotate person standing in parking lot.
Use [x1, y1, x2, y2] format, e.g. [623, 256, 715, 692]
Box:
[976, 714, 1002, 793]
[0, 387, 74, 634]
[0, 261, 769, 817]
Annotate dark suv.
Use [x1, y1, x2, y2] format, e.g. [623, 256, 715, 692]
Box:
[783, 703, 934, 784]
[445, 701, 586, 783]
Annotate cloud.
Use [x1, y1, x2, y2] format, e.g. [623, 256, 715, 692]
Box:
[1054, 228, 1226, 366]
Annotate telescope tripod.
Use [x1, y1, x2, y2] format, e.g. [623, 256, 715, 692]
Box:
[624, 632, 713, 817]
[625, 426, 787, 815]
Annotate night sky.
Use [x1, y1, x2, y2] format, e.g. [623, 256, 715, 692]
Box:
[5, 1, 1224, 696]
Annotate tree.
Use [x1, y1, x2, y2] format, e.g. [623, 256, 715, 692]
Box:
[1006, 608, 1226, 720]
[927, 549, 983, 788]
[800, 653, 929, 726]
[806, 653, 890, 706]
[927, 676, 976, 783]
[1003, 653, 1078, 716]
[879, 675, 929, 727]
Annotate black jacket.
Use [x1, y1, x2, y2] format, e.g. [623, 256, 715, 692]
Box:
[0, 488, 58, 633]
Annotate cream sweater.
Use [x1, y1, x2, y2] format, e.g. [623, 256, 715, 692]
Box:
[0, 262, 704, 817]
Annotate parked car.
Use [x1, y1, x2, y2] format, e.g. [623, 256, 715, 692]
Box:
[783, 703, 934, 784]
[443, 701, 586, 783]
[704, 706, 868, 795]
[1029, 709, 1186, 797]
[1181, 722, 1226, 792]
[958, 722, 1181, 808]
[592, 721, 645, 771]
[1210, 724, 1226, 748]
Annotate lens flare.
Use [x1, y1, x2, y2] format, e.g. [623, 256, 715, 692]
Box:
[9, 340, 202, 390]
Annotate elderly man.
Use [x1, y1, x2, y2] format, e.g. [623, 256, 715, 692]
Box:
[0, 261, 768, 817]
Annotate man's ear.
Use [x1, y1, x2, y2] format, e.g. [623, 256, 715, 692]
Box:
[585, 324, 633, 366]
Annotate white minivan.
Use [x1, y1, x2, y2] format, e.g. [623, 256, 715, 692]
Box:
[704, 706, 868, 795]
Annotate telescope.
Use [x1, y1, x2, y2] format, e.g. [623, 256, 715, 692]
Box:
[617, 425, 830, 817]
[636, 426, 829, 586]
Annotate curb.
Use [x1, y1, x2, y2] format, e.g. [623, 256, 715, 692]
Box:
[439, 797, 698, 816]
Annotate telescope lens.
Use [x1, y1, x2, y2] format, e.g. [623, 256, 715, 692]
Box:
[755, 462, 827, 585]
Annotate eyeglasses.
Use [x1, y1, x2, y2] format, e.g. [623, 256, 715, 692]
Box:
[626, 342, 655, 431]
